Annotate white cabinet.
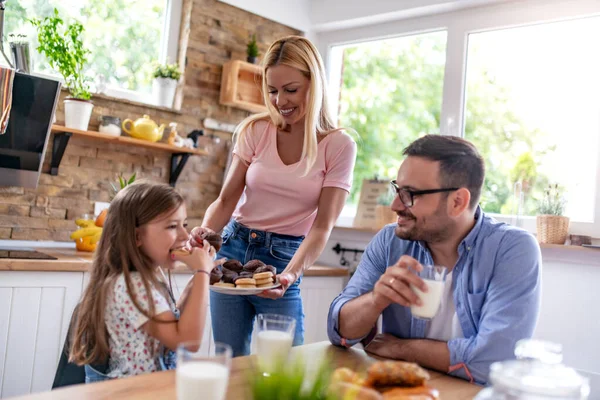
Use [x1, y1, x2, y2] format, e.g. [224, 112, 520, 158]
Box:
[0, 270, 347, 398]
[299, 276, 347, 344]
[0, 271, 83, 398]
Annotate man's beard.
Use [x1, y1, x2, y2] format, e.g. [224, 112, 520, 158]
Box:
[394, 204, 453, 243]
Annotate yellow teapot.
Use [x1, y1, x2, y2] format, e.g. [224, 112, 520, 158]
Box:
[122, 115, 165, 142]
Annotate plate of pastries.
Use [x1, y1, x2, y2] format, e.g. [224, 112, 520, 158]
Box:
[329, 361, 440, 400]
[209, 259, 281, 295]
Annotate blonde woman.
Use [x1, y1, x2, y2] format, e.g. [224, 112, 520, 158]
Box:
[190, 35, 357, 356]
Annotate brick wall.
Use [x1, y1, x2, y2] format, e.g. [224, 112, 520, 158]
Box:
[0, 0, 299, 241]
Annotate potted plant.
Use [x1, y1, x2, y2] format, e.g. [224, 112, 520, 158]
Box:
[30, 9, 93, 131]
[152, 63, 181, 108]
[247, 34, 259, 64]
[536, 183, 569, 244]
[375, 189, 397, 228]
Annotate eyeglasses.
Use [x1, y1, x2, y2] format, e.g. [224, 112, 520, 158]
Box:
[390, 180, 459, 208]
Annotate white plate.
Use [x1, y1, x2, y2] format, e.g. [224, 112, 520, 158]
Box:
[209, 278, 281, 296]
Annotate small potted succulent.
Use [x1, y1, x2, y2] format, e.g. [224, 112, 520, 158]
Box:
[152, 62, 181, 108]
[375, 189, 397, 228]
[30, 9, 93, 130]
[246, 34, 259, 64]
[536, 183, 569, 244]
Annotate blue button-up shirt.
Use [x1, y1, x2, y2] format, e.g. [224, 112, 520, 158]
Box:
[327, 207, 542, 384]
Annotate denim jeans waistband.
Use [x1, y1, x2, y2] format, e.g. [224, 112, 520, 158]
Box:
[228, 220, 304, 247]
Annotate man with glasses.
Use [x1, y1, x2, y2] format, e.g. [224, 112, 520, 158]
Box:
[327, 135, 541, 385]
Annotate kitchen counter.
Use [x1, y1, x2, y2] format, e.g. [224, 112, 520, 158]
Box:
[0, 248, 349, 277]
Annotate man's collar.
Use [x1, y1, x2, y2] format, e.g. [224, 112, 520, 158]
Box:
[460, 205, 484, 251]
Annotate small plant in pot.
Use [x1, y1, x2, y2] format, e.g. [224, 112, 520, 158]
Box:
[30, 9, 93, 131]
[375, 188, 397, 228]
[152, 63, 181, 108]
[536, 183, 569, 244]
[247, 34, 259, 64]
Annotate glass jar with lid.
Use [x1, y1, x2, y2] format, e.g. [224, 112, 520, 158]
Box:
[475, 339, 590, 400]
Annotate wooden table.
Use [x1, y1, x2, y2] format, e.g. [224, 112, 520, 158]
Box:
[10, 342, 481, 400]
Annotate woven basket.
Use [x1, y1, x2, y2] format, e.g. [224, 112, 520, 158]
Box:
[375, 205, 397, 228]
[536, 215, 570, 244]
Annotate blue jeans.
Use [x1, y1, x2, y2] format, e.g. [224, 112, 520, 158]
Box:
[210, 220, 305, 357]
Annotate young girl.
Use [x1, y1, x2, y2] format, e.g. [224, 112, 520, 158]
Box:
[70, 181, 221, 381]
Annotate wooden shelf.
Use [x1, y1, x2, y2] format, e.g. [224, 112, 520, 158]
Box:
[219, 60, 267, 114]
[50, 125, 208, 186]
[51, 125, 208, 155]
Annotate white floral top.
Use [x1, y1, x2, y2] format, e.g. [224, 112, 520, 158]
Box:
[105, 272, 176, 378]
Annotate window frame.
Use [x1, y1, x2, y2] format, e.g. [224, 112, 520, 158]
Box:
[320, 0, 600, 237]
[101, 0, 183, 104]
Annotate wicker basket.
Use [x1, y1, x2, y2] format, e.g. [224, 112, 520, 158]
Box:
[536, 215, 570, 244]
[376, 205, 397, 228]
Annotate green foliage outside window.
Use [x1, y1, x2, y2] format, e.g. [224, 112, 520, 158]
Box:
[4, 0, 165, 93]
[339, 32, 553, 216]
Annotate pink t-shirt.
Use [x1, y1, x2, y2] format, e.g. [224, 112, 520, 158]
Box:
[232, 120, 357, 236]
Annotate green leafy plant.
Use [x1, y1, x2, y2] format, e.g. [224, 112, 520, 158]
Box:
[29, 8, 92, 100]
[109, 173, 136, 200]
[247, 34, 259, 58]
[537, 183, 566, 216]
[250, 356, 337, 400]
[152, 63, 182, 80]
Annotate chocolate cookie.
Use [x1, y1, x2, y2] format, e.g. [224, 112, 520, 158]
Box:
[254, 265, 276, 275]
[243, 259, 266, 272]
[222, 270, 238, 284]
[238, 271, 254, 279]
[209, 266, 223, 285]
[223, 259, 243, 273]
[203, 232, 223, 253]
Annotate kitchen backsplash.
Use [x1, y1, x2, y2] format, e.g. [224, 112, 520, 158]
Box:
[0, 0, 299, 241]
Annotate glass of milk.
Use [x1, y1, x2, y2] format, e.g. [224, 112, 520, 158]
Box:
[255, 313, 296, 375]
[176, 341, 232, 400]
[410, 265, 448, 320]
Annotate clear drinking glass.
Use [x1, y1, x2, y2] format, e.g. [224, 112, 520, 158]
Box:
[410, 265, 448, 320]
[255, 313, 296, 374]
[176, 341, 232, 400]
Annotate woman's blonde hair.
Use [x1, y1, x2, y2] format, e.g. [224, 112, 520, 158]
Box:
[234, 35, 340, 173]
[70, 181, 184, 365]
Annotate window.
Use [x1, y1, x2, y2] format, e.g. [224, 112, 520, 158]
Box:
[336, 31, 448, 205]
[464, 17, 600, 223]
[324, 2, 600, 236]
[3, 0, 181, 102]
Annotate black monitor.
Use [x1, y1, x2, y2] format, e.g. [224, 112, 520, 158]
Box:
[0, 72, 61, 188]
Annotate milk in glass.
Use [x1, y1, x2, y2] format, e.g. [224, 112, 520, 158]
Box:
[176, 361, 229, 400]
[256, 330, 293, 372]
[410, 280, 445, 319]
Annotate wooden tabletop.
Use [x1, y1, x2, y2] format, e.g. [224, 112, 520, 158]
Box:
[10, 342, 481, 400]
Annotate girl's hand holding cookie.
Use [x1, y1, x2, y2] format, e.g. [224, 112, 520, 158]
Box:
[171, 239, 222, 274]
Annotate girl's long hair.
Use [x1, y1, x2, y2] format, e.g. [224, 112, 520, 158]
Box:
[70, 181, 183, 365]
[234, 35, 341, 174]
